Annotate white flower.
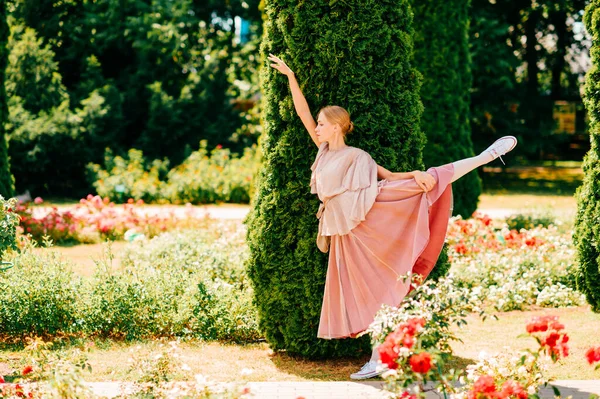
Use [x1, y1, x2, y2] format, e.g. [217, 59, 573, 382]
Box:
[381, 369, 398, 379]
[240, 368, 254, 376]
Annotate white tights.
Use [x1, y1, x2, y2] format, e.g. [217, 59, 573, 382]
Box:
[450, 151, 494, 183]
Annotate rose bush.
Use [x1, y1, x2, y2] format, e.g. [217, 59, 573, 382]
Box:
[14, 195, 212, 245]
[447, 213, 584, 311]
[375, 310, 598, 399]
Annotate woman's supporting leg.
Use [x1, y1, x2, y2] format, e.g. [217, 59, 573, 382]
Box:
[370, 345, 380, 362]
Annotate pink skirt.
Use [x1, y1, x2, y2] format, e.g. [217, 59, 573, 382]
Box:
[317, 164, 454, 339]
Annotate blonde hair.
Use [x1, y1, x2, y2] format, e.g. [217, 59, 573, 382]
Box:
[319, 106, 354, 136]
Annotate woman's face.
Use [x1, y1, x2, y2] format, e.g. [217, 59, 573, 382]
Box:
[315, 113, 341, 143]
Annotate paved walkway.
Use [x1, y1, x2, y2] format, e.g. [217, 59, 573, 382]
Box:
[88, 380, 600, 399]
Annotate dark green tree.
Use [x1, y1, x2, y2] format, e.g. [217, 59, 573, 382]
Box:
[0, 0, 14, 198]
[412, 0, 482, 217]
[469, 0, 522, 156]
[247, 0, 427, 358]
[6, 0, 263, 194]
[574, 0, 600, 313]
[469, 0, 588, 161]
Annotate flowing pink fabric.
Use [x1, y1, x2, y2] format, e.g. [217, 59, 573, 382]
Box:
[317, 164, 454, 339]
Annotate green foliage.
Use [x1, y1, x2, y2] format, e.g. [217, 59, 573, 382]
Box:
[0, 248, 83, 336]
[0, 195, 19, 260]
[6, 25, 67, 113]
[0, 226, 261, 341]
[88, 143, 259, 204]
[2, 0, 262, 195]
[0, 0, 15, 198]
[164, 142, 258, 204]
[5, 22, 115, 196]
[412, 0, 482, 217]
[469, 0, 522, 155]
[574, 0, 600, 313]
[469, 0, 587, 161]
[11, 0, 261, 158]
[505, 212, 555, 231]
[87, 149, 169, 204]
[247, 0, 426, 358]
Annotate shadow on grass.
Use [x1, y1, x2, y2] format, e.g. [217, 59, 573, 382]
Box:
[270, 351, 371, 381]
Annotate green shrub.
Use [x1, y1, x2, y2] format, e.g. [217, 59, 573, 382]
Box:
[163, 142, 259, 204]
[83, 268, 199, 339]
[0, 224, 260, 342]
[87, 149, 169, 204]
[86, 225, 259, 341]
[0, 196, 19, 260]
[574, 0, 600, 313]
[412, 0, 482, 218]
[247, 0, 428, 358]
[0, 246, 83, 336]
[506, 212, 555, 231]
[88, 143, 259, 204]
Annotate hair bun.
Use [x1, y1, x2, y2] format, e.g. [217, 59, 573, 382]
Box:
[347, 121, 354, 134]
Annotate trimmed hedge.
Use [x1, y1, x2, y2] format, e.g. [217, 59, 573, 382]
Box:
[412, 0, 482, 217]
[247, 0, 429, 358]
[0, 0, 14, 198]
[574, 0, 600, 313]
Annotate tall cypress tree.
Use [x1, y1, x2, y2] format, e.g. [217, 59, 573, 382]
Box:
[574, 0, 600, 313]
[412, 0, 481, 217]
[246, 0, 426, 358]
[0, 0, 15, 198]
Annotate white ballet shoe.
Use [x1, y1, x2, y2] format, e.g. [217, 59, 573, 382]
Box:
[484, 136, 517, 165]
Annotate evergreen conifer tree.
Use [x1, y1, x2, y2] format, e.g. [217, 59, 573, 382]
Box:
[574, 0, 600, 313]
[0, 0, 15, 198]
[412, 0, 482, 217]
[247, 0, 428, 358]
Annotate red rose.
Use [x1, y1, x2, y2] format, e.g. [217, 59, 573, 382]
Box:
[473, 375, 497, 394]
[544, 332, 560, 347]
[501, 380, 527, 399]
[0, 374, 4, 383]
[22, 365, 33, 376]
[378, 340, 399, 370]
[585, 346, 600, 365]
[409, 352, 432, 374]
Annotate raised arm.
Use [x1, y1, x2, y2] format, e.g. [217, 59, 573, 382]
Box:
[268, 54, 319, 147]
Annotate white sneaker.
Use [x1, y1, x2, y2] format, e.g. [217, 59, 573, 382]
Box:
[484, 135, 517, 165]
[349, 360, 385, 380]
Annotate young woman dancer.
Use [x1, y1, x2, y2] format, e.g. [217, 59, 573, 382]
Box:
[268, 54, 517, 380]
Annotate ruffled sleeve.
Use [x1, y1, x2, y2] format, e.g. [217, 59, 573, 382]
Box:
[316, 149, 380, 252]
[342, 151, 379, 225]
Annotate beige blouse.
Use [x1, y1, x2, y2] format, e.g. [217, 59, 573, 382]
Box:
[310, 142, 381, 253]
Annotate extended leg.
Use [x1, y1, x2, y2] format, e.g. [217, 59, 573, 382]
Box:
[450, 136, 517, 183]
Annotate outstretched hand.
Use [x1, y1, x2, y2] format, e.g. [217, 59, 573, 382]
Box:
[413, 171, 436, 192]
[268, 54, 294, 76]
